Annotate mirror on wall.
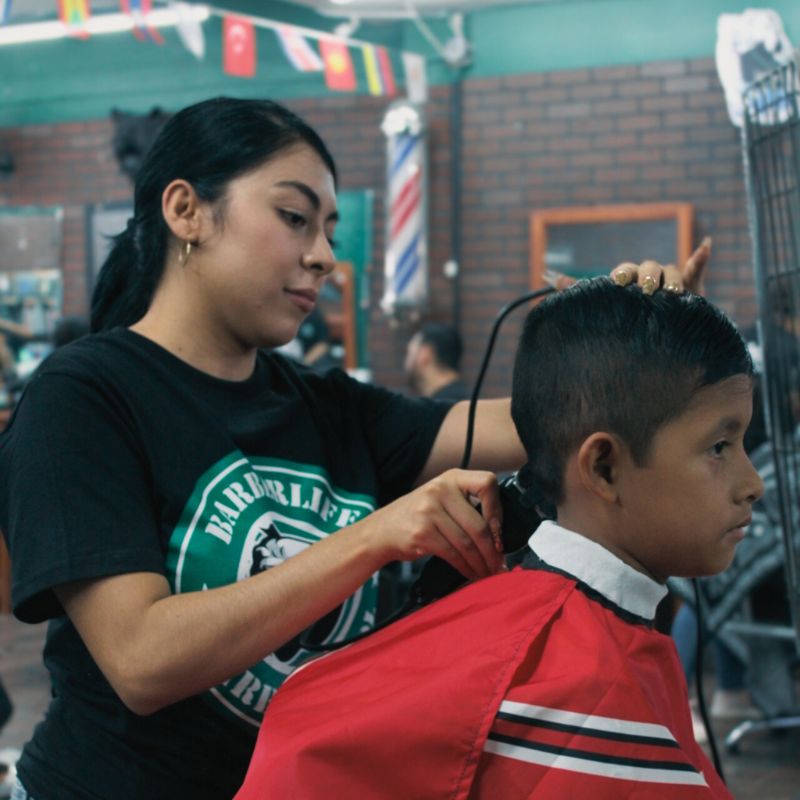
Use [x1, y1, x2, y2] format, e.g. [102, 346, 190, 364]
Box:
[0, 207, 64, 383]
[529, 202, 694, 288]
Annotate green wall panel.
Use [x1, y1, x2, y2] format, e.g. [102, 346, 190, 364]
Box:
[332, 189, 373, 369]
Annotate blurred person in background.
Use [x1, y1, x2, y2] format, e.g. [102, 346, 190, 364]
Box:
[405, 322, 469, 402]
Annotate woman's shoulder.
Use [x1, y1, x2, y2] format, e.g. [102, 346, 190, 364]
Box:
[39, 328, 179, 380]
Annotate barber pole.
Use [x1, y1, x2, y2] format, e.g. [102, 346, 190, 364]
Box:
[381, 102, 428, 318]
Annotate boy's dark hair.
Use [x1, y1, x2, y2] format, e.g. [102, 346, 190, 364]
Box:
[419, 323, 463, 371]
[92, 97, 337, 333]
[511, 277, 753, 505]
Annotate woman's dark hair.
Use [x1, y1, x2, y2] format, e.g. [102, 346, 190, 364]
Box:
[91, 97, 338, 332]
[511, 277, 753, 505]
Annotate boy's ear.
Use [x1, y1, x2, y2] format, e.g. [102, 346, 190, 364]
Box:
[575, 432, 624, 503]
[162, 178, 204, 243]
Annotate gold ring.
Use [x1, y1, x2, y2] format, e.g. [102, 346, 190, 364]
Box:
[641, 275, 658, 295]
[664, 282, 682, 293]
[612, 269, 632, 287]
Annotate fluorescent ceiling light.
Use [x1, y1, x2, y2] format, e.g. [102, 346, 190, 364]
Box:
[0, 5, 210, 47]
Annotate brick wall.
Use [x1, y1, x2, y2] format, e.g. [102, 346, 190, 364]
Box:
[0, 56, 754, 397]
[452, 58, 754, 397]
[0, 121, 132, 316]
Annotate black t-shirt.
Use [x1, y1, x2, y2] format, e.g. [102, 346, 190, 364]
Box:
[0, 329, 449, 800]
[430, 379, 470, 403]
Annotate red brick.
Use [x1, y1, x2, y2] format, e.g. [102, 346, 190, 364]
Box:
[618, 80, 662, 97]
[665, 76, 712, 93]
[591, 65, 638, 81]
[640, 60, 688, 78]
[571, 83, 616, 100]
[617, 114, 661, 131]
[642, 95, 686, 112]
[616, 148, 663, 165]
[592, 99, 638, 115]
[641, 130, 687, 146]
[547, 103, 592, 119]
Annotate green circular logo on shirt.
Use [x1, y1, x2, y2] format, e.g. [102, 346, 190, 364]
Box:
[166, 454, 378, 728]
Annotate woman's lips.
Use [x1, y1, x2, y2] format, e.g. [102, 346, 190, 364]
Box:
[285, 288, 317, 313]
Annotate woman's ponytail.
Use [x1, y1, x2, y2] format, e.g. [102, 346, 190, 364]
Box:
[90, 220, 157, 332]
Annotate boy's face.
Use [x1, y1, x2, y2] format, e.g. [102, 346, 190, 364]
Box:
[617, 375, 764, 583]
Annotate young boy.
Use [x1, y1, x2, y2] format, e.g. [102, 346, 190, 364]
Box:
[235, 278, 762, 799]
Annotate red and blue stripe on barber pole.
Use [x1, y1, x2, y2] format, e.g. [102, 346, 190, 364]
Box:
[383, 128, 427, 314]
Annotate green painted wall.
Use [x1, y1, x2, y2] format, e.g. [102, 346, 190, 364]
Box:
[331, 189, 373, 368]
[2, 0, 800, 125]
[462, 0, 800, 78]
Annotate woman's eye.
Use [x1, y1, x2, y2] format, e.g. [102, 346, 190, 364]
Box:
[280, 210, 306, 228]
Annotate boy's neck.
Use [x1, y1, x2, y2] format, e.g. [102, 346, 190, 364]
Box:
[555, 506, 664, 584]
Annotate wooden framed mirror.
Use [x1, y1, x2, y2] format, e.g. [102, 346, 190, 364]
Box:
[530, 202, 694, 288]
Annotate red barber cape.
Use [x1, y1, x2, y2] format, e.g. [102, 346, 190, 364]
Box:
[235, 568, 731, 799]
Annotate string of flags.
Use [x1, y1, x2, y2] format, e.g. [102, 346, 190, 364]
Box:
[221, 13, 404, 99]
[121, 0, 164, 44]
[58, 0, 90, 38]
[0, 2, 427, 102]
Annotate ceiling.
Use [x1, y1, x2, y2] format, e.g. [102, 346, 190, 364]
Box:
[12, 0, 570, 23]
[288, 0, 565, 19]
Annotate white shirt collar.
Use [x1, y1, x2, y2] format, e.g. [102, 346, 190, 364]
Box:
[528, 520, 668, 620]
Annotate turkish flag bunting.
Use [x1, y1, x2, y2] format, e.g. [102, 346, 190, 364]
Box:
[223, 15, 256, 78]
[319, 38, 356, 92]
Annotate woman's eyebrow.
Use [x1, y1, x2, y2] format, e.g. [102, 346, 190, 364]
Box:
[274, 180, 339, 222]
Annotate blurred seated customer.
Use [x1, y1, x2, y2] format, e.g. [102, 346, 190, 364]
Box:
[274, 307, 341, 374]
[0, 378, 13, 433]
[297, 307, 341, 374]
[405, 322, 468, 401]
[0, 319, 32, 376]
[0, 319, 32, 431]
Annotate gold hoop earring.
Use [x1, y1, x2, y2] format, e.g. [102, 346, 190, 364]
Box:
[178, 240, 192, 267]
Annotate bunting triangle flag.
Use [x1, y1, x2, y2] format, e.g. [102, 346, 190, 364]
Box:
[276, 25, 323, 72]
[0, 0, 11, 26]
[171, 0, 205, 60]
[402, 51, 428, 102]
[58, 0, 91, 38]
[120, 0, 164, 44]
[319, 38, 356, 92]
[377, 45, 397, 96]
[362, 44, 382, 95]
[363, 44, 397, 97]
[223, 15, 256, 78]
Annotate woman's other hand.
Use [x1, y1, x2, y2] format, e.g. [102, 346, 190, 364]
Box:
[609, 236, 711, 296]
[544, 236, 712, 296]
